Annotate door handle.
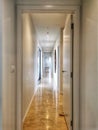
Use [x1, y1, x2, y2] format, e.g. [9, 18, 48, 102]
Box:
[62, 70, 67, 73]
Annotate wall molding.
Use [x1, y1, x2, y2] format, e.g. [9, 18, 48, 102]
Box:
[16, 0, 81, 6]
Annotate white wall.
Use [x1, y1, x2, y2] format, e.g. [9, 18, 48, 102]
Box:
[22, 13, 38, 119]
[16, 0, 81, 5]
[2, 0, 16, 130]
[53, 34, 60, 91]
[80, 0, 98, 130]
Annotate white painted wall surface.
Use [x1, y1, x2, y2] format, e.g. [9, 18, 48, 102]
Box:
[80, 0, 98, 130]
[16, 0, 81, 6]
[53, 35, 60, 91]
[2, 0, 16, 130]
[22, 14, 38, 118]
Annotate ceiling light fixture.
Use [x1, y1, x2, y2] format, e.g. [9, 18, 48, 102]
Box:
[45, 5, 54, 8]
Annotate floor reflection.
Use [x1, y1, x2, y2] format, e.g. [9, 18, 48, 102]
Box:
[23, 77, 67, 130]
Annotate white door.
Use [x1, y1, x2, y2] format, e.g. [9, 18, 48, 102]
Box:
[62, 14, 73, 130]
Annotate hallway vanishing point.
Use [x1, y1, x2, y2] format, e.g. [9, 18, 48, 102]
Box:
[23, 78, 67, 130]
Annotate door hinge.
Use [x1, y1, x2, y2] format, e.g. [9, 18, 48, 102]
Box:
[71, 23, 74, 30]
[70, 120, 73, 126]
[70, 72, 73, 78]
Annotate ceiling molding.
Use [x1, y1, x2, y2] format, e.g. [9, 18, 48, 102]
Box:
[16, 0, 81, 6]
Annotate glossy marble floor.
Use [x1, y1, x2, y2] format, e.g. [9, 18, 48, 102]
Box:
[23, 77, 67, 130]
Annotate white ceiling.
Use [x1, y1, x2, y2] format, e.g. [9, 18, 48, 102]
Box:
[31, 13, 66, 52]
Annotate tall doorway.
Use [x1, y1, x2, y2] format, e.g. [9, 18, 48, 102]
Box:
[37, 48, 42, 82]
[18, 6, 79, 130]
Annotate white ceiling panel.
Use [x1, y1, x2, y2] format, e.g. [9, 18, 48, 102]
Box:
[31, 13, 67, 52]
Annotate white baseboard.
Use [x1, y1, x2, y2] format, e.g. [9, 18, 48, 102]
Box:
[22, 88, 38, 123]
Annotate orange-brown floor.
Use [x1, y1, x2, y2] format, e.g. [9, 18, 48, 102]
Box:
[23, 78, 67, 130]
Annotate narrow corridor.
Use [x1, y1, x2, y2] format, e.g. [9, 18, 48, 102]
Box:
[23, 78, 67, 130]
[2, 0, 98, 130]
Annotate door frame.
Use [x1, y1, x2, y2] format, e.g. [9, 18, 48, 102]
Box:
[16, 5, 80, 130]
[37, 48, 42, 82]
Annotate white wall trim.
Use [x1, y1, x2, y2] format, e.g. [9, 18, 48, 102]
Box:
[16, 0, 81, 6]
[16, 5, 80, 130]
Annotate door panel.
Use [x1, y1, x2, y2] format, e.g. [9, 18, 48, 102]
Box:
[63, 14, 72, 130]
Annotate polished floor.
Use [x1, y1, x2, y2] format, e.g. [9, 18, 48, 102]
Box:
[23, 78, 67, 130]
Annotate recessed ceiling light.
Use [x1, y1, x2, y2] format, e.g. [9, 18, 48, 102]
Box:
[45, 5, 53, 8]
